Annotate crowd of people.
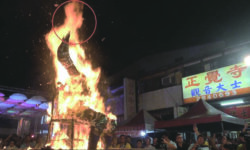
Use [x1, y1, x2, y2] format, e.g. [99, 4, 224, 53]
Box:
[106, 124, 249, 150]
[106, 132, 248, 150]
[0, 124, 248, 150]
[0, 134, 45, 150]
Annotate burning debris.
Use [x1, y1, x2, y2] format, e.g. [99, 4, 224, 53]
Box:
[45, 1, 116, 150]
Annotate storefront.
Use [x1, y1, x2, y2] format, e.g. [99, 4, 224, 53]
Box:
[182, 62, 250, 123]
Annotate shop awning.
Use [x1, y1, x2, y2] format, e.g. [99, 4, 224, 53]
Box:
[116, 110, 156, 137]
[155, 100, 245, 130]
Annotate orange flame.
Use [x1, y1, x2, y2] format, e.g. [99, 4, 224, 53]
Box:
[45, 1, 116, 149]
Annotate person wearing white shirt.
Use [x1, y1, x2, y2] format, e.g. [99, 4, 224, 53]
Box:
[144, 136, 156, 150]
[162, 134, 177, 150]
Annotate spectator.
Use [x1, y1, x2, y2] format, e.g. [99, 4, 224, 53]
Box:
[208, 133, 218, 150]
[152, 137, 160, 149]
[193, 124, 209, 147]
[6, 141, 17, 150]
[176, 133, 189, 150]
[116, 135, 131, 149]
[144, 136, 155, 149]
[108, 136, 118, 149]
[161, 133, 177, 150]
[188, 134, 208, 150]
[136, 139, 143, 149]
[217, 136, 231, 150]
[236, 133, 246, 150]
[126, 135, 133, 147]
[34, 136, 44, 149]
[0, 138, 3, 148]
[20, 135, 34, 149]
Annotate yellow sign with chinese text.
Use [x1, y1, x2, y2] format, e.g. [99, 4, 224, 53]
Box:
[182, 63, 250, 103]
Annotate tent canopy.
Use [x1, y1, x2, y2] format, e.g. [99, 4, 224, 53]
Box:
[117, 110, 156, 131]
[155, 100, 245, 131]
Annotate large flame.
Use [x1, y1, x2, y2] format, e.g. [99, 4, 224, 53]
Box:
[45, 1, 116, 149]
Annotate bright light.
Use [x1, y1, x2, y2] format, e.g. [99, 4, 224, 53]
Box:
[244, 55, 250, 66]
[220, 99, 244, 106]
[140, 131, 146, 136]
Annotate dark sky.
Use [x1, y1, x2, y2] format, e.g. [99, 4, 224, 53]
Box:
[1, 0, 250, 91]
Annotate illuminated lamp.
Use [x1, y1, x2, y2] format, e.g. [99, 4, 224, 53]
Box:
[0, 97, 5, 102]
[7, 110, 19, 114]
[38, 103, 48, 110]
[244, 55, 250, 66]
[9, 93, 27, 101]
[15, 105, 28, 109]
[25, 99, 42, 105]
[220, 99, 244, 106]
[6, 98, 24, 104]
[140, 131, 146, 136]
[0, 92, 5, 97]
[20, 102, 36, 108]
[20, 110, 37, 116]
[0, 103, 15, 109]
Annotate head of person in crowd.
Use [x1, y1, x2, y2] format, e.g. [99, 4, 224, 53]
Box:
[196, 135, 205, 145]
[221, 135, 228, 144]
[145, 136, 151, 146]
[0, 138, 3, 146]
[24, 135, 31, 144]
[238, 133, 246, 143]
[126, 135, 131, 144]
[136, 139, 143, 148]
[152, 137, 158, 145]
[8, 141, 16, 148]
[162, 133, 170, 142]
[176, 133, 183, 145]
[119, 135, 126, 145]
[111, 136, 118, 147]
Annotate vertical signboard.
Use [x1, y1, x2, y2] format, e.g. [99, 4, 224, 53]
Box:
[124, 78, 136, 120]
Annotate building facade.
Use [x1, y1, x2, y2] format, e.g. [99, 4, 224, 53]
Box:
[106, 41, 250, 127]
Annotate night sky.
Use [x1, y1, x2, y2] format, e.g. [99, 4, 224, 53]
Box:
[1, 0, 250, 92]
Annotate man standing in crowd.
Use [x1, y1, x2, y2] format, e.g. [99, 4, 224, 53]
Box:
[144, 136, 156, 149]
[237, 133, 246, 150]
[116, 135, 132, 149]
[136, 139, 143, 149]
[176, 133, 189, 150]
[188, 135, 208, 150]
[126, 135, 133, 148]
[152, 137, 161, 149]
[160, 133, 177, 150]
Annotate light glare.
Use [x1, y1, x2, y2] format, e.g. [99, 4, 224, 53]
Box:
[140, 131, 146, 136]
[244, 55, 250, 66]
[220, 99, 244, 106]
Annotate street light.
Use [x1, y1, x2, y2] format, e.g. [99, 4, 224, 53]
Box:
[244, 55, 250, 66]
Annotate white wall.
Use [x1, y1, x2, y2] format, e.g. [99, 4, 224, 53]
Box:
[139, 85, 183, 111]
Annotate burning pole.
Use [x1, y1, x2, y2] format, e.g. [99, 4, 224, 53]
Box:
[45, 1, 116, 150]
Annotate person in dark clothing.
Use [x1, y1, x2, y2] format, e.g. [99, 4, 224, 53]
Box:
[152, 137, 161, 149]
[176, 133, 189, 150]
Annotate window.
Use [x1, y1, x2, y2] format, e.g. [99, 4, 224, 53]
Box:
[161, 73, 175, 87]
[161, 71, 182, 87]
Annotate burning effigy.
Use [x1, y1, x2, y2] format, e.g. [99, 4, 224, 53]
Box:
[45, 1, 116, 150]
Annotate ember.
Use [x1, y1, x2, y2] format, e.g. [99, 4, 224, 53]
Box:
[45, 1, 116, 149]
